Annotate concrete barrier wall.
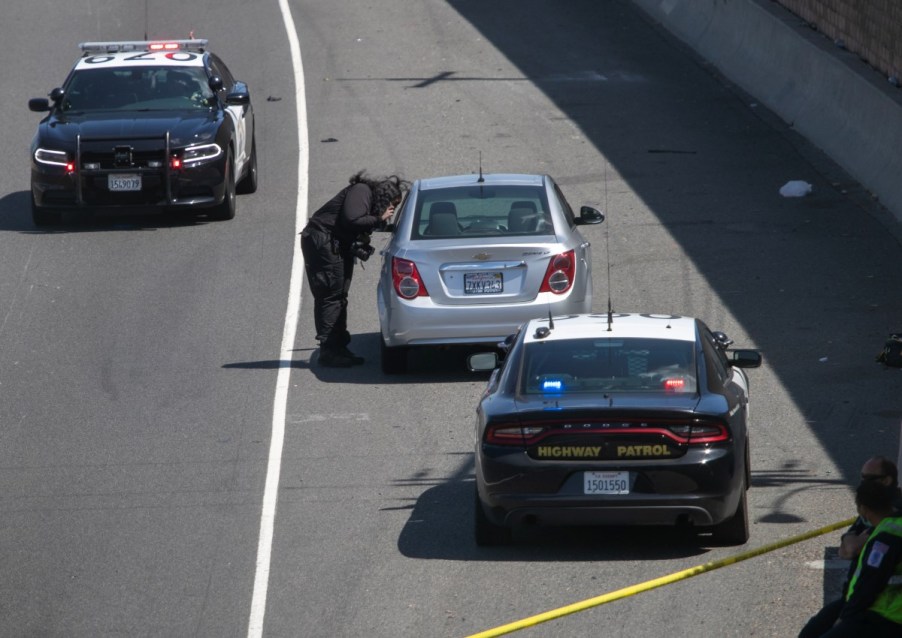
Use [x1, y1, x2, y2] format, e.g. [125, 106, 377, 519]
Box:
[777, 0, 902, 81]
[631, 0, 902, 221]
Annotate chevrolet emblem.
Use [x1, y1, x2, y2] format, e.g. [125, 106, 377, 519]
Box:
[473, 253, 491, 260]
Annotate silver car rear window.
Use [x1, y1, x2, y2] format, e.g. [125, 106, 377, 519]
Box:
[412, 185, 553, 239]
[521, 338, 698, 395]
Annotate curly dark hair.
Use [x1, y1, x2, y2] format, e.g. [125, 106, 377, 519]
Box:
[349, 170, 410, 216]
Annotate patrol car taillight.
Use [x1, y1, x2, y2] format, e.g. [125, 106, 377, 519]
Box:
[665, 422, 729, 444]
[66, 162, 76, 174]
[539, 250, 575, 294]
[170, 157, 182, 170]
[485, 424, 545, 445]
[485, 419, 730, 446]
[392, 257, 429, 299]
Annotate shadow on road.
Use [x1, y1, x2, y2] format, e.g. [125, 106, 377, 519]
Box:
[225, 332, 497, 385]
[0, 189, 216, 232]
[396, 473, 712, 562]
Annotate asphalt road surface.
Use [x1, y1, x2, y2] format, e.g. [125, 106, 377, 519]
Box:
[2, 1, 902, 637]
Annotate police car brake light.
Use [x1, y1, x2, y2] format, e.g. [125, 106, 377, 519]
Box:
[486, 425, 546, 445]
[687, 423, 728, 443]
[668, 422, 728, 444]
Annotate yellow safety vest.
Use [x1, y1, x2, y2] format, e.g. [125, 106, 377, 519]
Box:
[847, 516, 902, 624]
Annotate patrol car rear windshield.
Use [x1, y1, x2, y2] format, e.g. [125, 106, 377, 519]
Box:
[521, 338, 698, 395]
[61, 67, 216, 112]
[412, 185, 553, 239]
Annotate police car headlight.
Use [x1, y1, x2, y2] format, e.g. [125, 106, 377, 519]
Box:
[34, 148, 70, 167]
[181, 143, 222, 165]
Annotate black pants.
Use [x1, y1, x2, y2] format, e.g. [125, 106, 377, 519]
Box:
[820, 612, 902, 637]
[799, 598, 843, 637]
[801, 601, 901, 637]
[300, 228, 354, 351]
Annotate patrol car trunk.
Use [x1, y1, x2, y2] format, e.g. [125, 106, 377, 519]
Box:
[502, 394, 713, 462]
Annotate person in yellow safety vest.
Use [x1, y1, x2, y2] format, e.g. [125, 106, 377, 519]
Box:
[815, 480, 902, 637]
[799, 456, 902, 637]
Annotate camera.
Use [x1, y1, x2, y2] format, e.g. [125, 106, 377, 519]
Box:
[350, 234, 375, 261]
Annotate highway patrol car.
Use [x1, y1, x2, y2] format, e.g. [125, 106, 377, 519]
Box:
[28, 39, 256, 225]
[469, 312, 762, 546]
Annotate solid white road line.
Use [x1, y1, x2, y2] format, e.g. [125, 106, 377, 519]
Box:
[247, 1, 309, 636]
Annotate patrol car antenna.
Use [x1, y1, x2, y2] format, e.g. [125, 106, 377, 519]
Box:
[548, 307, 555, 330]
[477, 151, 484, 183]
[604, 160, 613, 332]
[143, 0, 148, 40]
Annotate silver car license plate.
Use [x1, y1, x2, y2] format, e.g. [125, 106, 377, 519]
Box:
[108, 174, 141, 191]
[464, 272, 503, 294]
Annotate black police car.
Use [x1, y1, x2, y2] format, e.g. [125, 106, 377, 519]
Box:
[469, 313, 762, 546]
[28, 39, 257, 225]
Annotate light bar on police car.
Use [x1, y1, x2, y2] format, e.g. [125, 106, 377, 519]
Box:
[78, 39, 208, 54]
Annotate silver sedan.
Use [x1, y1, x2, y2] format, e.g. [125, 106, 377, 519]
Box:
[375, 173, 605, 373]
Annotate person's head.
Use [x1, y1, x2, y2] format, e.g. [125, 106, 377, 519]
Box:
[349, 170, 410, 217]
[860, 455, 898, 488]
[856, 479, 898, 526]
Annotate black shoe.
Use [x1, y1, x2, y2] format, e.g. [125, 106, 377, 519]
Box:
[339, 346, 365, 365]
[319, 349, 354, 368]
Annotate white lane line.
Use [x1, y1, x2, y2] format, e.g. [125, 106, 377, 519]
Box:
[247, 0, 309, 635]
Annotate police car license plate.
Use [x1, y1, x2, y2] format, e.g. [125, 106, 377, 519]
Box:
[464, 272, 503, 294]
[584, 471, 629, 495]
[108, 174, 141, 191]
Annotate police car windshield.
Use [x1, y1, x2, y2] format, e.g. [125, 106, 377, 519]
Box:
[521, 337, 698, 395]
[62, 67, 215, 112]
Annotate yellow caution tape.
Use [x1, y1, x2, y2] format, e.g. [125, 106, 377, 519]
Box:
[466, 517, 856, 638]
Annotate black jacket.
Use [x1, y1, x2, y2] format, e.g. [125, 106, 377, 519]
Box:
[304, 183, 383, 248]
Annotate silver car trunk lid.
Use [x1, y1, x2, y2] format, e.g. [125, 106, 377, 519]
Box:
[402, 238, 560, 305]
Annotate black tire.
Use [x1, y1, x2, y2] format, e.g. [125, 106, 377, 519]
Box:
[236, 135, 258, 195]
[474, 488, 512, 546]
[209, 149, 236, 220]
[31, 194, 61, 226]
[712, 488, 749, 546]
[380, 339, 408, 374]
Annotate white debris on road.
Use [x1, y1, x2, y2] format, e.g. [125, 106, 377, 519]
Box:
[780, 180, 813, 197]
